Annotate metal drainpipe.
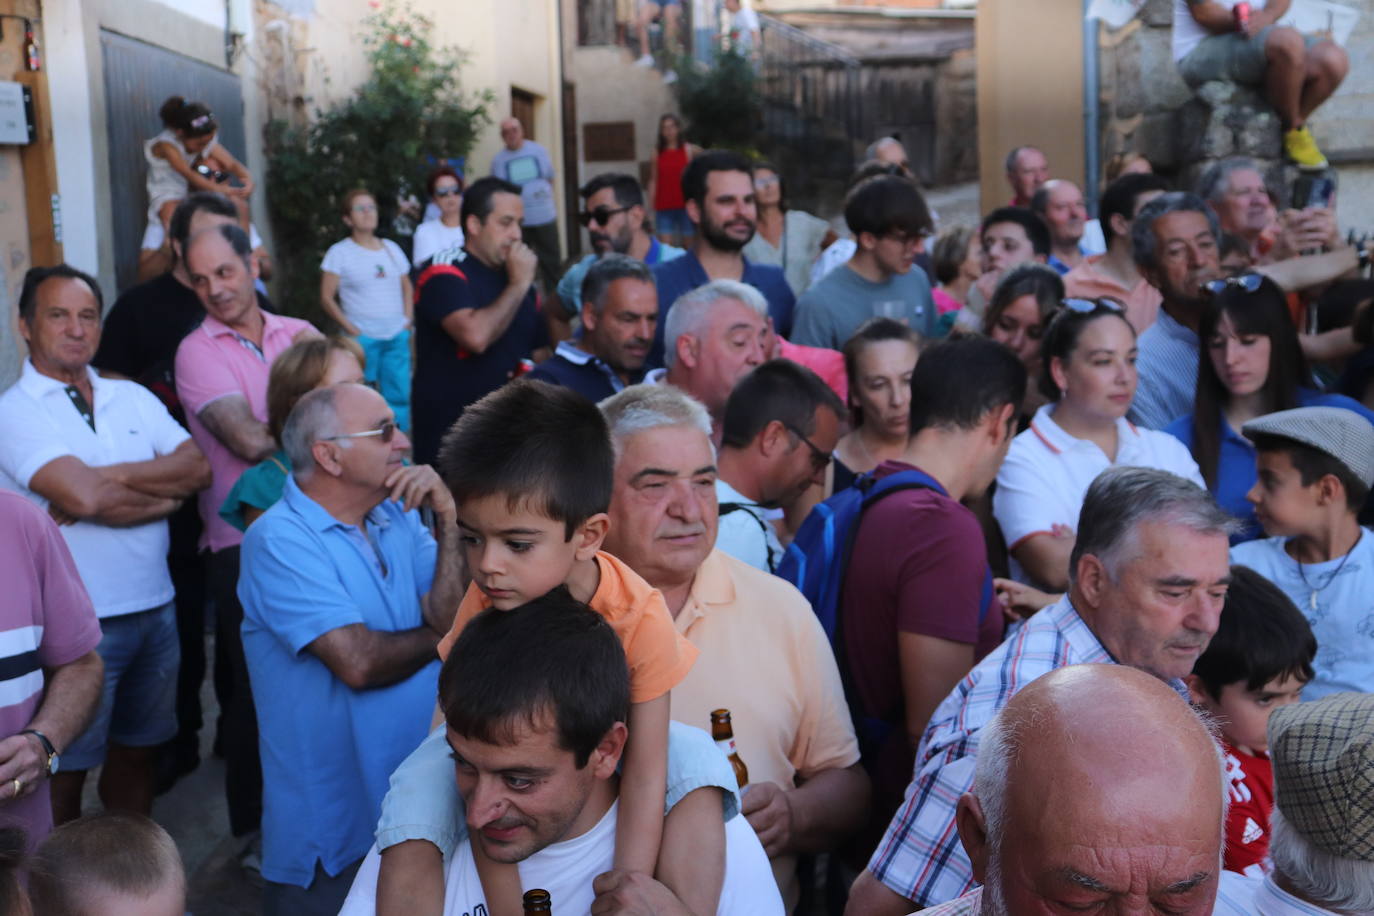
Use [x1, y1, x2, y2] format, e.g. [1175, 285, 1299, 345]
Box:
[1082, 1, 1101, 215]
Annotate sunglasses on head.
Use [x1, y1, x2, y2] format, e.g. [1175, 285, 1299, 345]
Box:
[1203, 273, 1264, 296]
[1061, 297, 1124, 314]
[324, 420, 398, 445]
[578, 205, 632, 227]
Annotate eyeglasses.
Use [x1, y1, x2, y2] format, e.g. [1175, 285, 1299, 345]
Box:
[324, 420, 397, 444]
[754, 176, 780, 189]
[782, 422, 832, 472]
[351, 204, 377, 213]
[882, 230, 930, 248]
[1202, 273, 1264, 296]
[578, 205, 633, 227]
[433, 186, 462, 198]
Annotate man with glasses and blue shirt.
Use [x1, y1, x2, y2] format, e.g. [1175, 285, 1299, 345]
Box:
[238, 382, 465, 916]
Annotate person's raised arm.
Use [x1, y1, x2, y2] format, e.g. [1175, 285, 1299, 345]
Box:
[1258, 245, 1359, 293]
[209, 142, 255, 197]
[384, 464, 465, 634]
[153, 140, 230, 195]
[1184, 0, 1249, 33]
[29, 457, 180, 527]
[1009, 528, 1075, 593]
[437, 242, 538, 354]
[196, 394, 277, 463]
[100, 438, 212, 499]
[304, 624, 440, 691]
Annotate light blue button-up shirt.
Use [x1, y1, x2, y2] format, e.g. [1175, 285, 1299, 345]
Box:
[239, 476, 441, 887]
[1130, 308, 1200, 430]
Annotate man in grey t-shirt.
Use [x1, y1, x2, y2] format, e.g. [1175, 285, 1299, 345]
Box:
[792, 175, 936, 349]
[491, 117, 560, 295]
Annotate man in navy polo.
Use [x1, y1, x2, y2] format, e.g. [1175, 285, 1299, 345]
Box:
[238, 383, 466, 915]
[411, 176, 551, 465]
[649, 151, 794, 367]
[527, 255, 657, 403]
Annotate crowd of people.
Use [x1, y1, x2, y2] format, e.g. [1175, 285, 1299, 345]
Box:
[1, 5, 1373, 913]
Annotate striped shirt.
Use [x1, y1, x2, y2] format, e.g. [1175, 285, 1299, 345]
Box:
[868, 596, 1130, 906]
[1129, 308, 1199, 430]
[1211, 870, 1337, 915]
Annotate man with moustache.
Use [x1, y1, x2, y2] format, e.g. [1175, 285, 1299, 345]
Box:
[553, 173, 684, 319]
[527, 255, 658, 402]
[410, 176, 548, 465]
[1126, 193, 1225, 430]
[649, 152, 795, 367]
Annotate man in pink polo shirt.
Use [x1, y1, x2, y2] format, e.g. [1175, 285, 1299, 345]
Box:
[174, 224, 317, 847]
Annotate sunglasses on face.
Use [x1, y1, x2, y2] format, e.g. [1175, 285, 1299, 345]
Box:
[433, 186, 462, 198]
[324, 420, 398, 445]
[1203, 273, 1264, 296]
[782, 422, 831, 472]
[578, 205, 633, 227]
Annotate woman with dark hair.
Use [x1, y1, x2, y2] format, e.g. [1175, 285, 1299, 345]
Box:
[646, 114, 700, 247]
[982, 264, 1063, 420]
[832, 317, 922, 491]
[743, 160, 836, 298]
[994, 299, 1203, 589]
[412, 166, 465, 265]
[1165, 274, 1374, 541]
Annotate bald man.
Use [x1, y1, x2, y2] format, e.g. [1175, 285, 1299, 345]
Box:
[923, 664, 1227, 915]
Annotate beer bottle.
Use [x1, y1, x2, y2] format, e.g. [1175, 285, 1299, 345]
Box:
[522, 888, 552, 913]
[710, 708, 750, 789]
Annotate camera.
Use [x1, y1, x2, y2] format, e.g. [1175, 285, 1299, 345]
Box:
[194, 162, 230, 183]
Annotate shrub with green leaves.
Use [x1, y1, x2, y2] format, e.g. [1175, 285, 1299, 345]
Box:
[671, 48, 761, 154]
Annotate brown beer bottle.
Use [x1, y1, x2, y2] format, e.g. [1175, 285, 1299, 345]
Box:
[522, 888, 552, 913]
[710, 708, 750, 789]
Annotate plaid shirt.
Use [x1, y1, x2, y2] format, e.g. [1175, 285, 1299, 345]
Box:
[868, 596, 1125, 906]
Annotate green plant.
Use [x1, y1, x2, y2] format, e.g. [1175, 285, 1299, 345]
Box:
[671, 48, 762, 153]
[264, 1, 492, 322]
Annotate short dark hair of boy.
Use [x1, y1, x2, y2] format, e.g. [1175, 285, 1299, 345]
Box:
[721, 359, 845, 449]
[909, 336, 1027, 435]
[980, 206, 1052, 259]
[1249, 432, 1372, 511]
[29, 812, 185, 915]
[440, 587, 630, 768]
[1191, 565, 1316, 698]
[844, 175, 933, 240]
[461, 175, 523, 227]
[1098, 172, 1172, 247]
[437, 379, 614, 540]
[580, 172, 644, 209]
[680, 150, 753, 210]
[18, 264, 103, 323]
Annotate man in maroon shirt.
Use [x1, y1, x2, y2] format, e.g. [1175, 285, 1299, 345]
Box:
[840, 336, 1025, 853]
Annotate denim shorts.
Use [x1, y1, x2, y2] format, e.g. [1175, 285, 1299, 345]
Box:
[375, 720, 741, 855]
[62, 601, 180, 771]
[1178, 25, 1321, 88]
[653, 208, 692, 238]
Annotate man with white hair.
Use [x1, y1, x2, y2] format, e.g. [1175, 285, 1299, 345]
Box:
[846, 466, 1235, 914]
[238, 383, 465, 915]
[921, 664, 1229, 914]
[652, 279, 770, 441]
[1212, 692, 1374, 915]
[1005, 145, 1049, 208]
[598, 384, 869, 910]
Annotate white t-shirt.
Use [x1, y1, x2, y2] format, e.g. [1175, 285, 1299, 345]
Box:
[339, 800, 784, 915]
[994, 402, 1205, 582]
[321, 238, 412, 339]
[714, 478, 785, 574]
[1173, 0, 1265, 61]
[412, 220, 466, 267]
[0, 363, 191, 617]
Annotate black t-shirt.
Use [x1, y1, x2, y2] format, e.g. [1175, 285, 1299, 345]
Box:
[411, 249, 548, 465]
[93, 273, 207, 419]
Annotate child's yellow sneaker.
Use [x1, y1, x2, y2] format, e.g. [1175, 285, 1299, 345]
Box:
[1284, 126, 1329, 170]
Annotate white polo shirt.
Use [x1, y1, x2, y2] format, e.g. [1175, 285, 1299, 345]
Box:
[993, 403, 1204, 581]
[0, 362, 190, 618]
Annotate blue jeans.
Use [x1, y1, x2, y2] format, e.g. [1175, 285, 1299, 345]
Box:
[63, 602, 180, 771]
[358, 330, 412, 433]
[375, 720, 741, 855]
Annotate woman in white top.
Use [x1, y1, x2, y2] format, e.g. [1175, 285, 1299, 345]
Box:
[993, 298, 1203, 590]
[743, 161, 835, 298]
[411, 166, 466, 266]
[320, 189, 414, 430]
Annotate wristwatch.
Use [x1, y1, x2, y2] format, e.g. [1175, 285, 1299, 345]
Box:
[21, 729, 58, 777]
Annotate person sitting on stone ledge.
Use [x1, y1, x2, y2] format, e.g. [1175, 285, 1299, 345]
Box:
[1172, 0, 1348, 170]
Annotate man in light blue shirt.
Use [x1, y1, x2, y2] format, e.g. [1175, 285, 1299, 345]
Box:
[491, 117, 560, 295]
[1127, 192, 1223, 430]
[239, 383, 465, 916]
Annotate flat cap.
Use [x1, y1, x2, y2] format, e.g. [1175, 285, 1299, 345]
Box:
[1242, 406, 1374, 489]
[1268, 692, 1374, 861]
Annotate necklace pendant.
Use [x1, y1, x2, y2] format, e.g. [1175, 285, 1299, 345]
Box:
[1310, 590, 1318, 611]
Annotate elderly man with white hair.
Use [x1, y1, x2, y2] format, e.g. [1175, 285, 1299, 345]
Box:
[237, 383, 465, 915]
[921, 664, 1230, 915]
[648, 279, 770, 441]
[598, 383, 869, 911]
